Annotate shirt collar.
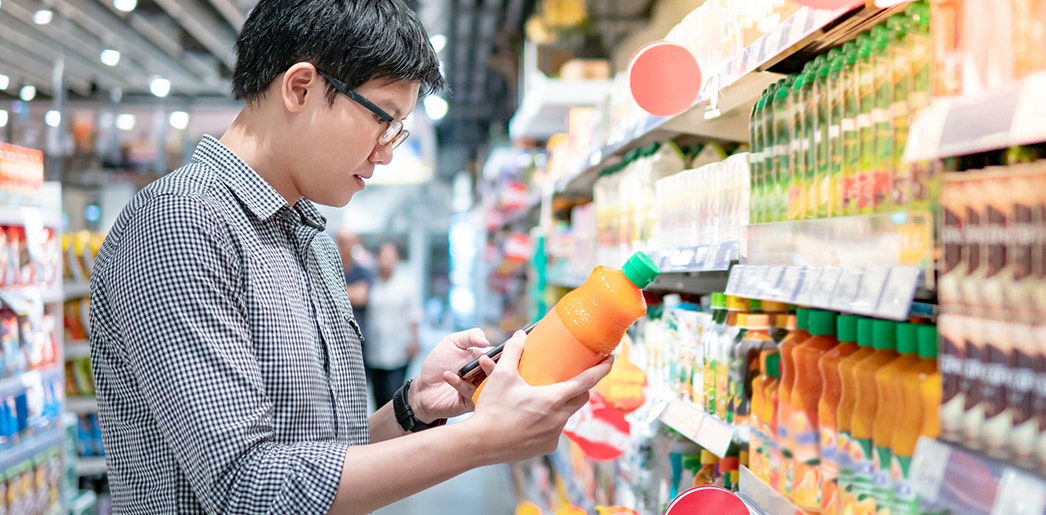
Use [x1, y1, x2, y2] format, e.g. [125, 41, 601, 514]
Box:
[191, 135, 290, 222]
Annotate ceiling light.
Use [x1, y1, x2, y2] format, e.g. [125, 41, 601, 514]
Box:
[32, 8, 53, 25]
[168, 111, 189, 130]
[0, 110, 7, 128]
[19, 85, 36, 102]
[149, 77, 171, 98]
[0, 75, 8, 90]
[100, 49, 121, 67]
[423, 95, 448, 121]
[115, 113, 136, 131]
[429, 33, 447, 53]
[113, 0, 136, 12]
[44, 110, 60, 128]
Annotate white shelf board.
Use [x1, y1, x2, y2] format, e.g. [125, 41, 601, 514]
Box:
[66, 341, 91, 361]
[508, 75, 612, 141]
[0, 364, 63, 397]
[64, 282, 91, 301]
[66, 396, 98, 413]
[0, 430, 64, 473]
[738, 465, 811, 515]
[657, 394, 741, 458]
[75, 456, 107, 477]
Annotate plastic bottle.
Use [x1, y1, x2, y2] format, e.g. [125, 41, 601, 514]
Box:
[855, 32, 877, 215]
[763, 353, 782, 483]
[818, 314, 861, 514]
[694, 450, 719, 486]
[838, 317, 877, 509]
[790, 310, 838, 509]
[827, 50, 845, 217]
[788, 72, 808, 221]
[774, 308, 811, 496]
[772, 77, 795, 222]
[704, 293, 728, 415]
[840, 40, 861, 215]
[811, 55, 832, 220]
[751, 92, 767, 224]
[872, 322, 921, 513]
[888, 15, 913, 210]
[473, 252, 658, 402]
[751, 351, 781, 483]
[871, 24, 895, 212]
[717, 297, 748, 420]
[732, 314, 775, 426]
[847, 319, 900, 514]
[891, 324, 940, 515]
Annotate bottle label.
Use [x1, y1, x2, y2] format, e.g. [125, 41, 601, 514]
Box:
[838, 430, 855, 491]
[891, 454, 919, 515]
[851, 437, 875, 510]
[873, 445, 894, 513]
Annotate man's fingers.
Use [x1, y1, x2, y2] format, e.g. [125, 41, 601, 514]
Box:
[492, 331, 527, 372]
[544, 356, 614, 399]
[453, 328, 489, 349]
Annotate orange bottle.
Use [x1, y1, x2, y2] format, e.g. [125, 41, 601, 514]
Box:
[763, 352, 781, 479]
[847, 319, 900, 514]
[818, 314, 861, 514]
[750, 350, 780, 483]
[473, 252, 659, 402]
[891, 324, 940, 515]
[774, 308, 811, 495]
[871, 323, 921, 512]
[790, 310, 839, 509]
[837, 317, 877, 511]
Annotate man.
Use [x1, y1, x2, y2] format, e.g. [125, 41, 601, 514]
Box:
[335, 229, 374, 342]
[364, 242, 421, 407]
[88, 1, 610, 513]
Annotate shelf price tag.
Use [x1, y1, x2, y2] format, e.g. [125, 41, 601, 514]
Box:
[877, 267, 922, 321]
[991, 469, 1046, 515]
[830, 268, 863, 312]
[763, 266, 785, 300]
[909, 437, 951, 505]
[696, 415, 734, 459]
[725, 266, 745, 296]
[740, 266, 765, 297]
[795, 267, 823, 307]
[852, 266, 889, 316]
[811, 267, 842, 309]
[778, 266, 803, 303]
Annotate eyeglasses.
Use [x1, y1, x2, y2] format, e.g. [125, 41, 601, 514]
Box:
[316, 69, 410, 150]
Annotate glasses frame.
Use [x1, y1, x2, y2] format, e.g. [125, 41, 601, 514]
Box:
[316, 69, 410, 150]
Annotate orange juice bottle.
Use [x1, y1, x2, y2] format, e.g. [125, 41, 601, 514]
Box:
[790, 310, 839, 509]
[718, 296, 749, 420]
[774, 309, 811, 496]
[847, 319, 900, 514]
[819, 314, 861, 514]
[764, 352, 782, 484]
[734, 314, 775, 426]
[838, 317, 877, 510]
[473, 252, 658, 402]
[891, 324, 940, 515]
[751, 350, 780, 483]
[872, 323, 922, 514]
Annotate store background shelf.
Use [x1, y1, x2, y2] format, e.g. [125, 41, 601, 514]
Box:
[64, 282, 91, 301]
[66, 397, 99, 414]
[655, 392, 745, 459]
[0, 364, 64, 397]
[65, 341, 91, 361]
[0, 430, 64, 473]
[75, 457, 106, 477]
[906, 70, 1046, 161]
[910, 437, 1046, 515]
[509, 72, 613, 142]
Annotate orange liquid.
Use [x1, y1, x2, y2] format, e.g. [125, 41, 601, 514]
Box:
[790, 334, 838, 509]
[872, 354, 920, 449]
[852, 350, 899, 442]
[818, 341, 859, 513]
[837, 347, 876, 439]
[892, 357, 941, 457]
[774, 327, 810, 495]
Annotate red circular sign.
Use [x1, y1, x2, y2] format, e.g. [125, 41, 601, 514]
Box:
[664, 486, 752, 515]
[627, 40, 702, 117]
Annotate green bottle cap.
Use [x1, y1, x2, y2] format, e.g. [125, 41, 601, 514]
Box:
[838, 315, 859, 343]
[873, 319, 898, 350]
[796, 307, 811, 331]
[888, 14, 909, 37]
[749, 298, 763, 312]
[792, 74, 806, 90]
[844, 43, 859, 66]
[808, 310, 838, 337]
[818, 60, 831, 79]
[857, 318, 875, 347]
[712, 292, 726, 309]
[622, 251, 659, 289]
[897, 323, 919, 355]
[917, 325, 938, 359]
[766, 352, 781, 379]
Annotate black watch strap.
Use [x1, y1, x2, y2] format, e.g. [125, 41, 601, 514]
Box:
[393, 380, 447, 432]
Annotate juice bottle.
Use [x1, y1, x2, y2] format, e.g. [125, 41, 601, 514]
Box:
[840, 41, 861, 215]
[872, 323, 921, 513]
[772, 77, 795, 222]
[761, 301, 790, 342]
[717, 297, 748, 420]
[694, 450, 719, 486]
[761, 81, 782, 224]
[751, 92, 768, 224]
[811, 55, 832, 220]
[764, 352, 782, 486]
[704, 293, 728, 415]
[726, 312, 750, 423]
[856, 32, 877, 215]
[838, 318, 877, 510]
[733, 314, 775, 427]
[826, 49, 845, 217]
[775, 308, 812, 496]
[752, 351, 781, 483]
[819, 314, 861, 514]
[848, 319, 900, 514]
[906, 1, 937, 211]
[788, 73, 807, 221]
[888, 15, 913, 210]
[790, 310, 839, 510]
[891, 324, 940, 515]
[871, 25, 894, 212]
[473, 252, 658, 402]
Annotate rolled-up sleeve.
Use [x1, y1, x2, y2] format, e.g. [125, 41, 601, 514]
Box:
[98, 193, 345, 514]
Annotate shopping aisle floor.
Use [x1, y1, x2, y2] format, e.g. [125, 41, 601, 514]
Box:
[372, 464, 516, 514]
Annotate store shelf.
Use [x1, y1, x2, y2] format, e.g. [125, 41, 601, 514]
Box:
[66, 397, 98, 414]
[0, 430, 64, 473]
[547, 441, 596, 512]
[738, 464, 811, 515]
[656, 394, 745, 459]
[905, 71, 1046, 161]
[910, 437, 1046, 515]
[0, 205, 61, 229]
[64, 282, 91, 301]
[508, 74, 613, 141]
[65, 341, 91, 361]
[68, 490, 97, 515]
[647, 270, 731, 296]
[75, 456, 107, 477]
[649, 241, 740, 274]
[0, 364, 63, 398]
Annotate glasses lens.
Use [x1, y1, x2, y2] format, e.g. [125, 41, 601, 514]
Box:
[390, 129, 410, 150]
[380, 120, 407, 148]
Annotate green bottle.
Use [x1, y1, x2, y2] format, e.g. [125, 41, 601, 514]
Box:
[789, 73, 808, 221]
[888, 15, 913, 211]
[872, 25, 894, 212]
[841, 40, 861, 216]
[856, 33, 876, 215]
[772, 77, 795, 222]
[811, 56, 832, 219]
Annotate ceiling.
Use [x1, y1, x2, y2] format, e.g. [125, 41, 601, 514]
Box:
[0, 0, 654, 178]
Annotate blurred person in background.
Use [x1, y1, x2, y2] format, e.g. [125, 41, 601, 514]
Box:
[365, 242, 422, 407]
[336, 229, 374, 350]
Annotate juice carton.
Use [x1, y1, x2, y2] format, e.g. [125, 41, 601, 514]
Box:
[960, 316, 987, 450]
[1009, 321, 1038, 469]
[980, 318, 1014, 459]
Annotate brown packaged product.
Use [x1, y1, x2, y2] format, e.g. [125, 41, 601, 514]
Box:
[938, 174, 966, 309]
[1009, 164, 1039, 322]
[960, 172, 988, 311]
[978, 318, 1013, 459]
[1036, 325, 1046, 472]
[1034, 162, 1046, 319]
[938, 313, 967, 443]
[1009, 321, 1038, 468]
[981, 169, 1011, 317]
[961, 315, 987, 450]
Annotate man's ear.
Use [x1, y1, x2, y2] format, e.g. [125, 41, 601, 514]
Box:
[280, 63, 322, 113]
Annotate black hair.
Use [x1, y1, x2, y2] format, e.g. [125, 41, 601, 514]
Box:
[232, 0, 446, 104]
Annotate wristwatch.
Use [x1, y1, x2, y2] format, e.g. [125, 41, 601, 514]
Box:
[393, 380, 447, 432]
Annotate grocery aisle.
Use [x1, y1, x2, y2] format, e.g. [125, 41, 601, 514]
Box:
[374, 465, 516, 515]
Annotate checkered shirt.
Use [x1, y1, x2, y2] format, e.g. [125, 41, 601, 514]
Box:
[89, 135, 369, 514]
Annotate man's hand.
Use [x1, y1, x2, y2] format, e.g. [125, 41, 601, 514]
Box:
[409, 328, 490, 422]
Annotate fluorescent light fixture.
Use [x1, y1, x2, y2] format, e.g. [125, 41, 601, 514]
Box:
[0, 74, 8, 90]
[429, 33, 447, 53]
[424, 95, 448, 121]
[149, 76, 171, 97]
[113, 0, 137, 12]
[116, 113, 136, 131]
[32, 8, 52, 25]
[100, 49, 121, 67]
[0, 110, 8, 128]
[45, 110, 61, 128]
[19, 85, 36, 101]
[168, 110, 189, 130]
